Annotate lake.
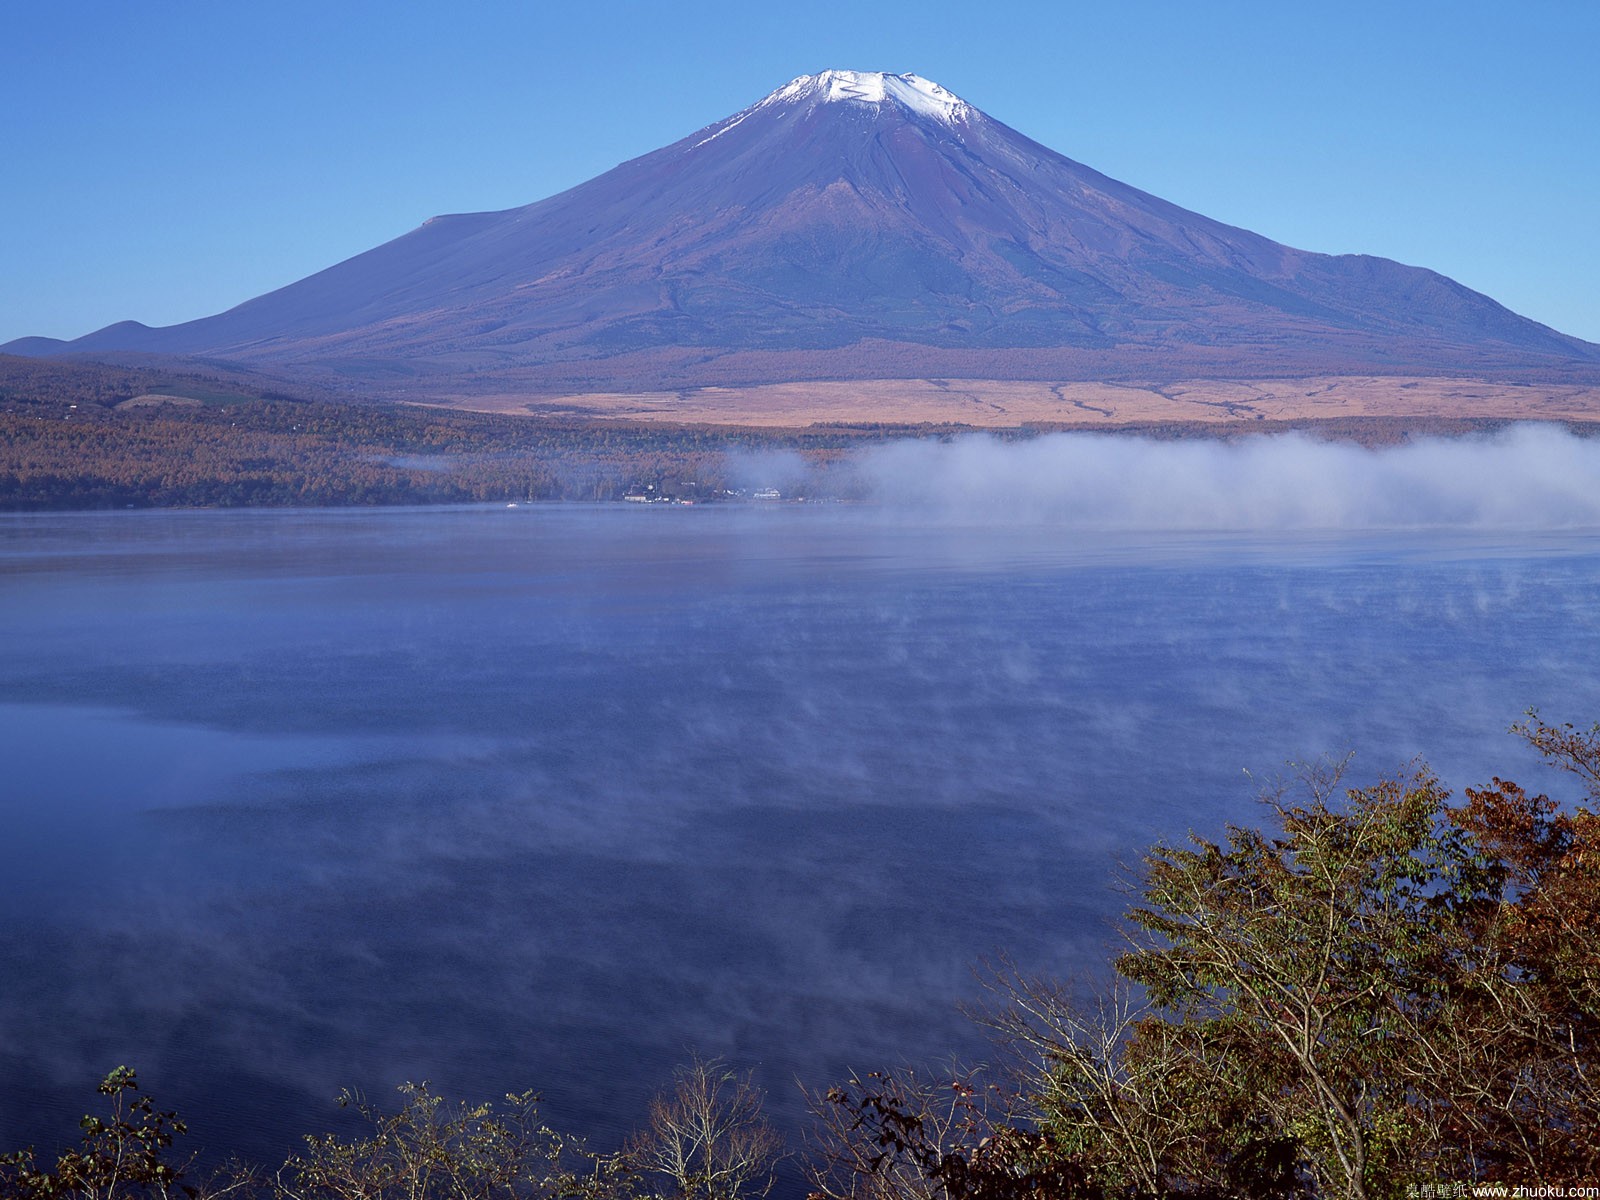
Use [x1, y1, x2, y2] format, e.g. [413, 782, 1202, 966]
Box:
[3, 499, 1600, 1176]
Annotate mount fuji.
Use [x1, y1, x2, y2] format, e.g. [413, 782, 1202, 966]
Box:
[11, 70, 1600, 399]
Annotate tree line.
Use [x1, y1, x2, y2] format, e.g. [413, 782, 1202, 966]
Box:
[0, 354, 887, 508]
[11, 353, 1584, 511]
[5, 713, 1597, 1198]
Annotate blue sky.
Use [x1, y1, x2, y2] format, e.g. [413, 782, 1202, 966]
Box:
[3, 0, 1597, 345]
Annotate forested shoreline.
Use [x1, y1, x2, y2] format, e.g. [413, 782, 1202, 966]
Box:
[2, 355, 1566, 512]
[0, 356, 880, 508]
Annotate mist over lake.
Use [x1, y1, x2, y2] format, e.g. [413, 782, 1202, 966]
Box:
[5, 430, 1600, 1173]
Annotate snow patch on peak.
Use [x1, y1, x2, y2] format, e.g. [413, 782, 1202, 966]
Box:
[763, 70, 971, 124]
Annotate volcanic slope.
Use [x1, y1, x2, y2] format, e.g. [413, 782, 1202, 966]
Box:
[14, 70, 1600, 398]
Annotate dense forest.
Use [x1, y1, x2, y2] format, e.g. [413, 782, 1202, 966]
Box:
[0, 355, 1562, 511]
[0, 356, 888, 508]
[5, 714, 1597, 1199]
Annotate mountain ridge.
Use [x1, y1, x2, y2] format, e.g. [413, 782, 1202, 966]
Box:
[10, 70, 1600, 399]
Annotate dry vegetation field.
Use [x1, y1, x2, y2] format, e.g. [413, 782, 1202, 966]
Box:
[442, 376, 1600, 428]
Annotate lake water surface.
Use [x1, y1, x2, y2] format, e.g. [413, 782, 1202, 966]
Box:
[4, 503, 1600, 1170]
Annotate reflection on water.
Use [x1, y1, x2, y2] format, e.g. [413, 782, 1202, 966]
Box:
[3, 504, 1599, 1172]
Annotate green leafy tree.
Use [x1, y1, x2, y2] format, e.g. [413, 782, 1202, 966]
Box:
[265, 1082, 630, 1200]
[0, 1066, 235, 1200]
[1109, 764, 1472, 1197]
[978, 970, 1306, 1198]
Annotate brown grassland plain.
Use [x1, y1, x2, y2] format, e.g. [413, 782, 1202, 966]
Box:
[440, 376, 1600, 428]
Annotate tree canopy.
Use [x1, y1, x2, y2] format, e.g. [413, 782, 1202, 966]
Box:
[816, 713, 1600, 1198]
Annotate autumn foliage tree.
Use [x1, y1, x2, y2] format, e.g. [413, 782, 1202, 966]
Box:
[815, 714, 1600, 1199]
[1435, 714, 1600, 1179]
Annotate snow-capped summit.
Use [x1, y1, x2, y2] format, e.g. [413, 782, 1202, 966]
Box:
[760, 70, 971, 124]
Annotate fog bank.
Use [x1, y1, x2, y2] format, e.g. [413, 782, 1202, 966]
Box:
[848, 426, 1600, 529]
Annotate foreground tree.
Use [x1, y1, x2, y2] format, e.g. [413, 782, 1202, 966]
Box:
[627, 1057, 782, 1200]
[978, 971, 1306, 1199]
[0, 1066, 247, 1200]
[807, 1065, 1092, 1200]
[264, 1082, 628, 1200]
[1433, 716, 1600, 1179]
[811, 715, 1600, 1199]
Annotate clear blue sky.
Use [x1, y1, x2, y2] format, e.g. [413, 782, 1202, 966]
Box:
[3, 0, 1597, 345]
